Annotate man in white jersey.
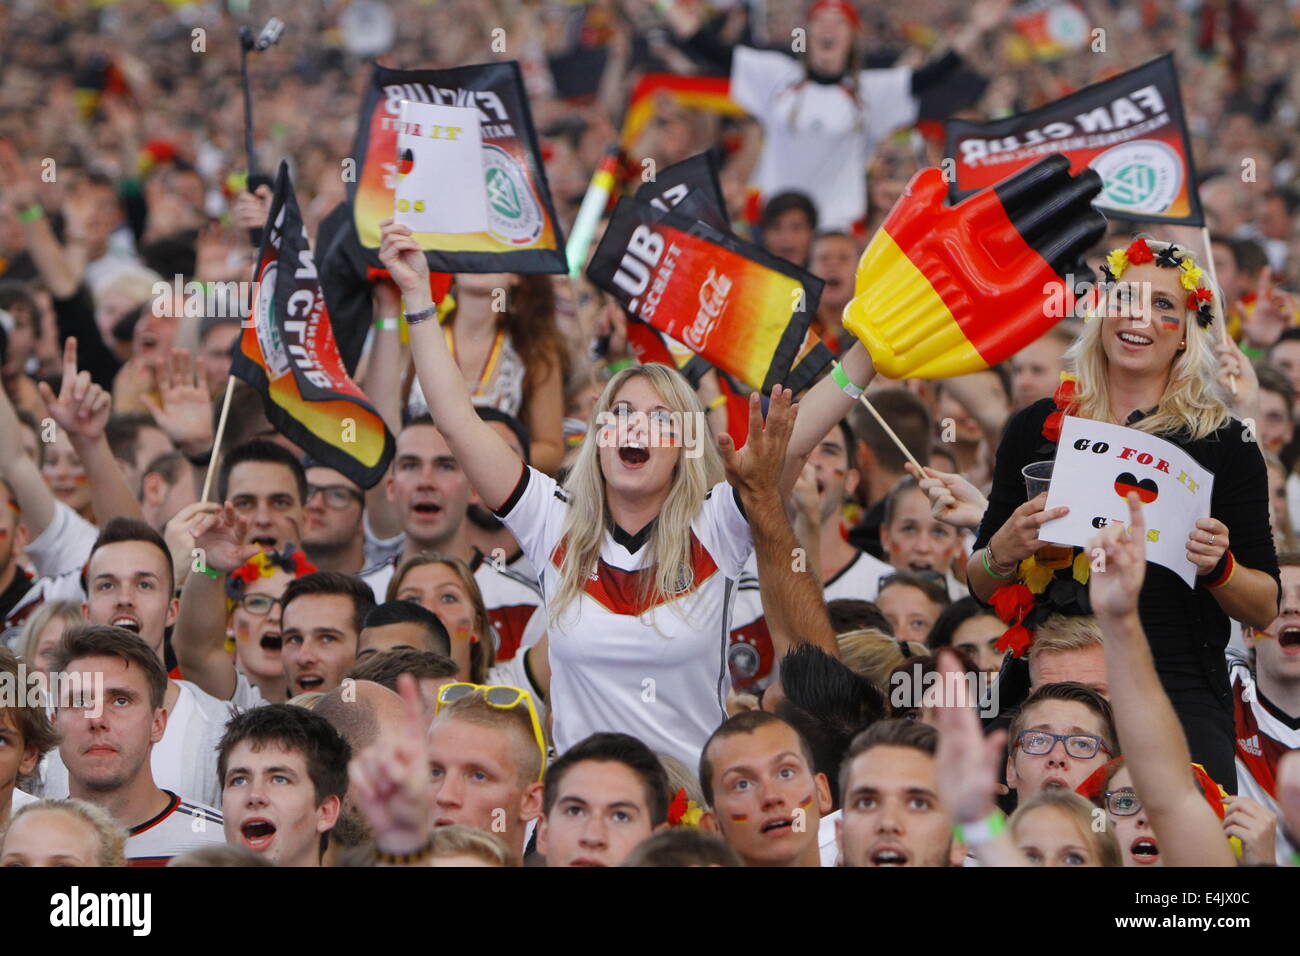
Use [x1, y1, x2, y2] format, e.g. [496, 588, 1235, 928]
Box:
[729, 419, 889, 690]
[360, 414, 539, 660]
[41, 518, 232, 806]
[1233, 556, 1300, 861]
[49, 625, 224, 865]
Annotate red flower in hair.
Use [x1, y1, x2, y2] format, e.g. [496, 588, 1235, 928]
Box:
[990, 583, 1034, 623]
[290, 549, 317, 577]
[1187, 286, 1212, 311]
[1125, 239, 1154, 265]
[995, 622, 1033, 658]
[1042, 376, 1076, 443]
[231, 563, 260, 587]
[667, 788, 688, 827]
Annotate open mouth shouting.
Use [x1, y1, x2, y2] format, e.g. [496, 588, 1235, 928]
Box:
[260, 632, 282, 652]
[295, 674, 325, 693]
[249, 536, 278, 550]
[867, 844, 911, 866]
[410, 499, 443, 520]
[618, 445, 650, 468]
[112, 615, 142, 634]
[1130, 836, 1159, 864]
[240, 818, 277, 852]
[1279, 626, 1300, 654]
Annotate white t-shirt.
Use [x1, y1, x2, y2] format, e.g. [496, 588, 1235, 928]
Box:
[819, 809, 842, 867]
[730, 47, 919, 231]
[125, 791, 226, 866]
[497, 465, 752, 767]
[486, 646, 549, 728]
[25, 501, 98, 580]
[9, 787, 38, 817]
[43, 679, 234, 808]
[728, 548, 892, 689]
[1229, 654, 1299, 864]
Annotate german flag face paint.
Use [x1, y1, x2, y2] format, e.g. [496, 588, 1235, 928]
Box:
[844, 154, 1106, 380]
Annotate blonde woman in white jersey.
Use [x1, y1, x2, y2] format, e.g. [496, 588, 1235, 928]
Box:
[379, 219, 877, 764]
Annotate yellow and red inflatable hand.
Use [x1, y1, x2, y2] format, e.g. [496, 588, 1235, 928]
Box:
[844, 154, 1106, 379]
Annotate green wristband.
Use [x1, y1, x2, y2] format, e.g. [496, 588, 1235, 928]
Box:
[982, 547, 1014, 581]
[952, 810, 1006, 846]
[606, 357, 633, 373]
[196, 564, 222, 580]
[18, 204, 43, 223]
[830, 362, 864, 400]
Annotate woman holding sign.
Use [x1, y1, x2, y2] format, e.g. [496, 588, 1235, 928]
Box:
[967, 237, 1281, 790]
[379, 218, 876, 767]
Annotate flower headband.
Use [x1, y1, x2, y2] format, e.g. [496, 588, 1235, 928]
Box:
[1099, 238, 1214, 329]
[225, 544, 317, 601]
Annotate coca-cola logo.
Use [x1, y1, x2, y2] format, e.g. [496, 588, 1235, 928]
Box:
[683, 269, 731, 352]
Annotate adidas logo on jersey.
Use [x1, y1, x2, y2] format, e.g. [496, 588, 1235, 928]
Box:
[1238, 734, 1262, 757]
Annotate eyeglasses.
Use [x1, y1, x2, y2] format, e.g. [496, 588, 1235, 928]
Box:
[237, 594, 284, 616]
[435, 682, 548, 782]
[305, 484, 363, 509]
[1102, 787, 1142, 817]
[878, 569, 948, 589]
[1014, 729, 1111, 760]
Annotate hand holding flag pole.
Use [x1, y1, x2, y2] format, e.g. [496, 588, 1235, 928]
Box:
[238, 17, 284, 248]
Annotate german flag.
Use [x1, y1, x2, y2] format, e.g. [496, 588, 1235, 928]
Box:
[621, 74, 744, 149]
[843, 154, 1105, 380]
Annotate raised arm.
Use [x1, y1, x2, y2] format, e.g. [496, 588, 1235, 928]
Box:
[784, 341, 876, 475]
[0, 358, 56, 537]
[378, 220, 524, 511]
[1089, 492, 1236, 867]
[359, 279, 406, 539]
[39, 337, 144, 525]
[173, 501, 259, 700]
[720, 388, 838, 659]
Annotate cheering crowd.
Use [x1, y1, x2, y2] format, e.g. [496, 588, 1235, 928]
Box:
[1, 0, 1300, 871]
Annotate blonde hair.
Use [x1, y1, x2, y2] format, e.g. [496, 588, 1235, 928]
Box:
[837, 628, 927, 692]
[1029, 615, 1103, 660]
[6, 799, 127, 867]
[17, 600, 85, 668]
[552, 364, 725, 629]
[433, 692, 543, 785]
[388, 553, 496, 683]
[1067, 238, 1229, 441]
[656, 751, 706, 811]
[428, 824, 519, 866]
[287, 691, 326, 710]
[1009, 790, 1122, 867]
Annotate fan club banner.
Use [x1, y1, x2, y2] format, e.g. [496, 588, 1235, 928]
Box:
[234, 162, 395, 489]
[588, 197, 822, 394]
[348, 60, 567, 273]
[945, 54, 1203, 225]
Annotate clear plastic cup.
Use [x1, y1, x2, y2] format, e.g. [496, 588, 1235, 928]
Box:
[1022, 461, 1054, 497]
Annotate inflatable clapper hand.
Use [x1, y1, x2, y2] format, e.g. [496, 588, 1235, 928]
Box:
[843, 154, 1106, 379]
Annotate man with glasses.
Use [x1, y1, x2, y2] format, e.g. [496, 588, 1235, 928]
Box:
[1005, 682, 1118, 803]
[301, 462, 368, 575]
[425, 681, 546, 860]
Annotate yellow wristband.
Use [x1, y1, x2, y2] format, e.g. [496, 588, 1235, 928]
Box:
[707, 394, 727, 411]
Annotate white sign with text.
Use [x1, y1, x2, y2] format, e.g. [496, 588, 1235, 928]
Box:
[394, 101, 488, 234]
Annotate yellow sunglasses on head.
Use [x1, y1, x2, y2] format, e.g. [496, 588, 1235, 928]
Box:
[435, 682, 548, 782]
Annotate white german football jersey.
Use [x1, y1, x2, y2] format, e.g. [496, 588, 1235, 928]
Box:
[496, 465, 752, 767]
[125, 791, 226, 866]
[1229, 654, 1299, 863]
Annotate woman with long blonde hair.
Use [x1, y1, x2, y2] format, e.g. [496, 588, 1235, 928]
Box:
[968, 237, 1280, 789]
[379, 219, 877, 765]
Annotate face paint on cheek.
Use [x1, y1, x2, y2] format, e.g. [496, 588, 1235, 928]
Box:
[1159, 316, 1181, 331]
[729, 814, 749, 823]
[74, 475, 89, 485]
[799, 795, 814, 811]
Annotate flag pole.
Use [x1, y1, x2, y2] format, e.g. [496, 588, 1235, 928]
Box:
[856, 392, 924, 474]
[1199, 225, 1237, 396]
[200, 376, 238, 503]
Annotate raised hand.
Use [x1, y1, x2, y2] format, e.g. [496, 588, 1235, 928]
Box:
[233, 185, 273, 232]
[718, 387, 798, 501]
[141, 348, 214, 457]
[377, 219, 431, 303]
[1215, 341, 1258, 421]
[907, 462, 988, 529]
[1087, 491, 1147, 619]
[933, 648, 1007, 825]
[37, 337, 110, 444]
[1221, 794, 1277, 866]
[183, 500, 258, 574]
[348, 674, 432, 856]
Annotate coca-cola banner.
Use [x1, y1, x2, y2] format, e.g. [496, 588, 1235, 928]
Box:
[586, 196, 822, 393]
